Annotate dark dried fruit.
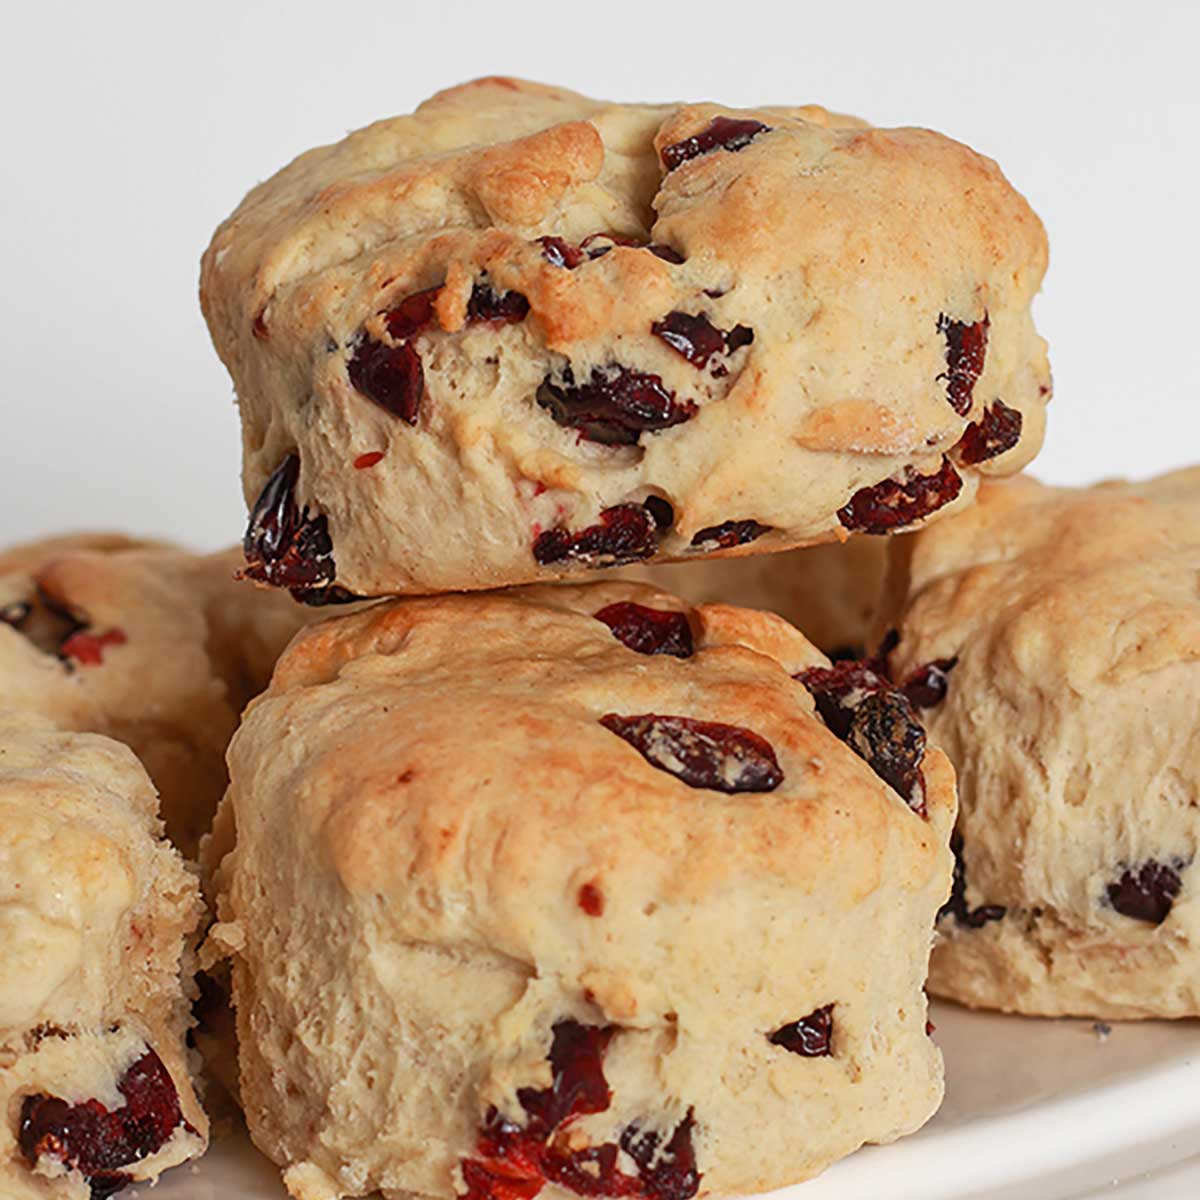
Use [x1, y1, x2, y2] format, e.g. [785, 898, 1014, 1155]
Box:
[594, 602, 694, 658]
[539, 236, 586, 269]
[578, 883, 605, 916]
[242, 454, 336, 590]
[347, 336, 424, 424]
[936, 313, 989, 415]
[467, 282, 531, 325]
[289, 584, 362, 607]
[902, 658, 957, 708]
[60, 628, 127, 667]
[939, 832, 1006, 928]
[534, 502, 666, 568]
[384, 287, 440, 341]
[600, 713, 783, 793]
[956, 400, 1023, 465]
[19, 1048, 189, 1197]
[837, 459, 963, 534]
[462, 1021, 700, 1200]
[538, 234, 684, 270]
[768, 1005, 834, 1057]
[689, 520, 769, 550]
[651, 312, 754, 370]
[797, 662, 927, 815]
[537, 366, 697, 446]
[662, 117, 771, 172]
[1107, 860, 1184, 924]
[1, 600, 32, 628]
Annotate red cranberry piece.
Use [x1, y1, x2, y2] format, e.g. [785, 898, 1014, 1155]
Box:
[797, 663, 927, 815]
[689, 520, 770, 550]
[534, 502, 668, 568]
[1107, 860, 1184, 924]
[19, 1048, 188, 1197]
[353, 450, 385, 469]
[242, 454, 336, 590]
[384, 287, 440, 341]
[936, 313, 990, 416]
[289, 584, 362, 606]
[956, 400, 1023, 465]
[619, 1114, 700, 1200]
[651, 312, 755, 371]
[837, 459, 963, 534]
[467, 282, 530, 325]
[60, 628, 127, 667]
[347, 336, 424, 424]
[939, 832, 1006, 928]
[661, 117, 771, 172]
[538, 236, 585, 269]
[600, 713, 783, 793]
[537, 366, 697, 446]
[902, 658, 957, 708]
[594, 602, 694, 658]
[768, 1005, 834, 1057]
[577, 883, 605, 916]
[517, 1021, 615, 1135]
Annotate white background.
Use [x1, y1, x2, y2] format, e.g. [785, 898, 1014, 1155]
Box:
[2, 0, 1197, 550]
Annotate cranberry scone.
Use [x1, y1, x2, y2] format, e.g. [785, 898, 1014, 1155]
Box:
[0, 537, 323, 856]
[206, 581, 954, 1200]
[881, 470, 1200, 1018]
[200, 75, 1050, 599]
[0, 710, 207, 1198]
[615, 536, 890, 657]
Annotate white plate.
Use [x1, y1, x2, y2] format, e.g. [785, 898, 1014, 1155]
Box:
[146, 1002, 1200, 1200]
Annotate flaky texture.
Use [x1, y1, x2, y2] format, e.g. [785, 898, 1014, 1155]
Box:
[0, 711, 207, 1198]
[614, 537, 890, 655]
[208, 582, 954, 1200]
[0, 536, 323, 856]
[201, 76, 1050, 598]
[885, 470, 1200, 1018]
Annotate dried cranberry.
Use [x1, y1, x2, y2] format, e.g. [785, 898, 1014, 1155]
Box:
[347, 336, 424, 424]
[538, 234, 684, 270]
[662, 117, 771, 172]
[60, 628, 127, 667]
[19, 1048, 189, 1197]
[689, 520, 770, 549]
[600, 714, 783, 793]
[463, 1019, 700, 1200]
[594, 602, 694, 658]
[467, 282, 530, 325]
[1107, 860, 1184, 924]
[353, 450, 385, 469]
[939, 832, 1006, 928]
[537, 366, 697, 446]
[651, 311, 754, 372]
[242, 454, 336, 590]
[956, 400, 1023, 465]
[768, 1005, 834, 1057]
[837, 459, 963, 534]
[534, 502, 667, 568]
[384, 287, 440, 341]
[578, 883, 605, 916]
[289, 584, 362, 606]
[646, 244, 685, 265]
[539, 236, 585, 269]
[902, 658, 957, 708]
[797, 663, 927, 815]
[936, 313, 990, 416]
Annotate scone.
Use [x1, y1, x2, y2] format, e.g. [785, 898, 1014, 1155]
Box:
[0, 710, 207, 1198]
[200, 75, 1050, 599]
[206, 581, 955, 1200]
[882, 470, 1200, 1018]
[614, 536, 890, 656]
[0, 536, 322, 855]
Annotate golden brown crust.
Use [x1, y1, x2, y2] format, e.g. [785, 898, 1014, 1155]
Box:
[202, 76, 1049, 597]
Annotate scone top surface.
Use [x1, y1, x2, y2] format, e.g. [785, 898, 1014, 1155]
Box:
[213, 582, 954, 1200]
[201, 76, 1050, 599]
[886, 469, 1200, 1017]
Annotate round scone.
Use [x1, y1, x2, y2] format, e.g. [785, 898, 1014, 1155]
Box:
[207, 581, 955, 1200]
[614, 536, 890, 657]
[0, 536, 325, 855]
[0, 710, 207, 1198]
[200, 75, 1050, 599]
[882, 470, 1200, 1018]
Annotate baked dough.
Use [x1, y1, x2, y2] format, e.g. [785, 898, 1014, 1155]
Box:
[0, 711, 207, 1198]
[884, 470, 1200, 1018]
[201, 76, 1049, 599]
[207, 581, 954, 1199]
